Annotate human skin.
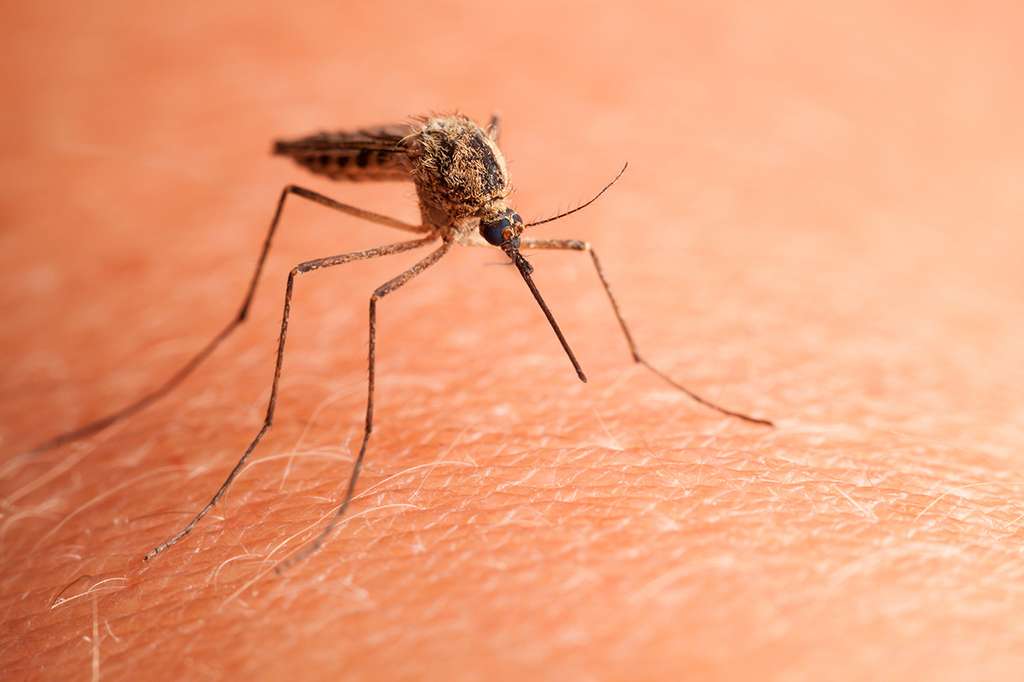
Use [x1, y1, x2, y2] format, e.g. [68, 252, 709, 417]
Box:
[3, 2, 1024, 680]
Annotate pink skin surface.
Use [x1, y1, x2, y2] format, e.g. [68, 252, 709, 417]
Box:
[2, 2, 1024, 680]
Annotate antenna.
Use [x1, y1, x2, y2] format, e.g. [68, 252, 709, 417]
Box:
[525, 163, 628, 228]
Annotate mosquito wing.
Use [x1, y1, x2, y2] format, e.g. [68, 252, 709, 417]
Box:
[272, 124, 414, 182]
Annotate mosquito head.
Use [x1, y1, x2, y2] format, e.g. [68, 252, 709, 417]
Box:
[479, 207, 524, 247]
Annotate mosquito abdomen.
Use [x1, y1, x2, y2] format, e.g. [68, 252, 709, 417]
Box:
[273, 125, 412, 182]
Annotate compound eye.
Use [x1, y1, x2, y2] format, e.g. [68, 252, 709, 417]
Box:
[481, 216, 511, 245]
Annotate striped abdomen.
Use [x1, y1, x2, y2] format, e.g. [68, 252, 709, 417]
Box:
[272, 124, 413, 182]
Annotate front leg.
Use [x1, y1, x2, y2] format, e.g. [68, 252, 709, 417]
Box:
[519, 238, 773, 426]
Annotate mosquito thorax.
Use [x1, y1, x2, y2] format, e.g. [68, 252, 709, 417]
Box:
[479, 207, 524, 246]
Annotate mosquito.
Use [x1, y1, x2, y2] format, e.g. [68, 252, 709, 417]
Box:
[24, 113, 772, 572]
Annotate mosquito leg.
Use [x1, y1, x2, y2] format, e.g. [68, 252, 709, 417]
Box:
[519, 238, 773, 426]
[143, 236, 437, 561]
[23, 186, 430, 456]
[487, 113, 501, 143]
[276, 239, 454, 573]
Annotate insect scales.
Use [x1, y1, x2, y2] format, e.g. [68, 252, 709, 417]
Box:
[27, 113, 772, 571]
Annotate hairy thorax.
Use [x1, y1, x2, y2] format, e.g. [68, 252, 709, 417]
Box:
[407, 116, 511, 240]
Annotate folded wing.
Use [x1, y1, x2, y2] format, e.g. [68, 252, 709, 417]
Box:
[273, 124, 414, 182]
